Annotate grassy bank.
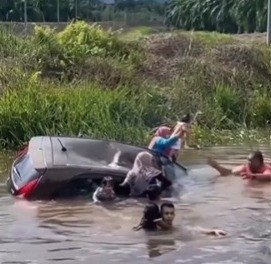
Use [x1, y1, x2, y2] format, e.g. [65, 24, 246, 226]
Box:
[0, 22, 271, 149]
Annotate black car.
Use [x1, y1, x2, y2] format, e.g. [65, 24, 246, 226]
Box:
[7, 136, 187, 200]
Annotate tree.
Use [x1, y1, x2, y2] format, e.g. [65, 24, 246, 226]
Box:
[165, 0, 267, 33]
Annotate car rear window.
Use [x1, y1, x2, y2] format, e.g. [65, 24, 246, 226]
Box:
[12, 154, 40, 189]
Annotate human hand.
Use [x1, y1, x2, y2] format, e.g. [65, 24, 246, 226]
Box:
[132, 225, 142, 231]
[209, 229, 227, 236]
[241, 171, 255, 180]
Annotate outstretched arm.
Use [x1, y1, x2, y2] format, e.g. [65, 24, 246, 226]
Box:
[155, 136, 179, 149]
[194, 226, 227, 236]
[208, 157, 246, 177]
[231, 165, 246, 176]
[133, 216, 145, 231]
[207, 158, 233, 176]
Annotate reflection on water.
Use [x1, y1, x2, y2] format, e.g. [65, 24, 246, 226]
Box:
[146, 236, 177, 258]
[1, 147, 271, 263]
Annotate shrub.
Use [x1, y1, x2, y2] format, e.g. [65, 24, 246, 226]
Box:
[214, 83, 244, 128]
[58, 21, 125, 61]
[248, 90, 271, 127]
[0, 79, 151, 148]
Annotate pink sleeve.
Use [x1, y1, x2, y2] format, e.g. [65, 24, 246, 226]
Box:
[263, 169, 271, 175]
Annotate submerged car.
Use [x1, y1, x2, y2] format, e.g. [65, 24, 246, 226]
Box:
[7, 136, 187, 200]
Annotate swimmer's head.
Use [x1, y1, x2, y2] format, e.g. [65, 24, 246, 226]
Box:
[247, 151, 264, 173]
[101, 176, 114, 188]
[95, 176, 116, 201]
[161, 202, 175, 226]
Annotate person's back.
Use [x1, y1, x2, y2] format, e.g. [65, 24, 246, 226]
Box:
[119, 151, 172, 198]
[148, 126, 175, 156]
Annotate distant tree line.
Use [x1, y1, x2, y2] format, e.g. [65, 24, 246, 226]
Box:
[165, 0, 267, 33]
[0, 0, 267, 33]
[0, 0, 166, 23]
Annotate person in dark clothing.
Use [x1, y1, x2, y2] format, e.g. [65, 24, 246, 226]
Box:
[133, 203, 161, 231]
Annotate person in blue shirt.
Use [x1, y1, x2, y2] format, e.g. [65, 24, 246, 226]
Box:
[148, 124, 182, 158]
[117, 124, 183, 198]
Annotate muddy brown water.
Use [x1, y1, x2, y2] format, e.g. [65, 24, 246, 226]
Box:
[0, 147, 271, 264]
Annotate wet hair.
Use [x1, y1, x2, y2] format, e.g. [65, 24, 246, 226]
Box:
[145, 184, 162, 201]
[142, 203, 161, 231]
[181, 113, 192, 123]
[248, 150, 264, 164]
[160, 202, 175, 214]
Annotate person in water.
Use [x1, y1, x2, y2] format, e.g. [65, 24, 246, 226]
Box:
[93, 176, 116, 202]
[208, 150, 271, 181]
[118, 151, 171, 198]
[148, 123, 183, 159]
[134, 202, 226, 236]
[169, 113, 196, 161]
[133, 203, 161, 231]
[148, 114, 195, 162]
[118, 123, 186, 198]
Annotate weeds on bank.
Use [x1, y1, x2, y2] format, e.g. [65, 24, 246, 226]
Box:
[0, 24, 271, 148]
[0, 79, 166, 148]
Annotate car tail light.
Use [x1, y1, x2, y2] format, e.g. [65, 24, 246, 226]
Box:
[17, 178, 39, 199]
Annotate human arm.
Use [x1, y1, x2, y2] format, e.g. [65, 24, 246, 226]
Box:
[171, 122, 183, 138]
[154, 218, 173, 230]
[207, 157, 237, 176]
[175, 122, 191, 149]
[241, 169, 271, 181]
[231, 165, 246, 176]
[155, 136, 179, 149]
[194, 226, 227, 236]
[133, 217, 144, 231]
[148, 137, 157, 150]
[92, 188, 101, 203]
[150, 123, 183, 151]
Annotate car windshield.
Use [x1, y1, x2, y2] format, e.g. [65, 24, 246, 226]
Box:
[13, 154, 40, 189]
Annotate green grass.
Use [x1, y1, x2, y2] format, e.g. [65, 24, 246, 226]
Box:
[192, 126, 271, 147]
[0, 81, 153, 148]
[0, 22, 271, 149]
[118, 26, 160, 41]
[192, 31, 235, 47]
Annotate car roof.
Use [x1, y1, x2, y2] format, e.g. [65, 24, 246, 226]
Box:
[28, 136, 146, 172]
